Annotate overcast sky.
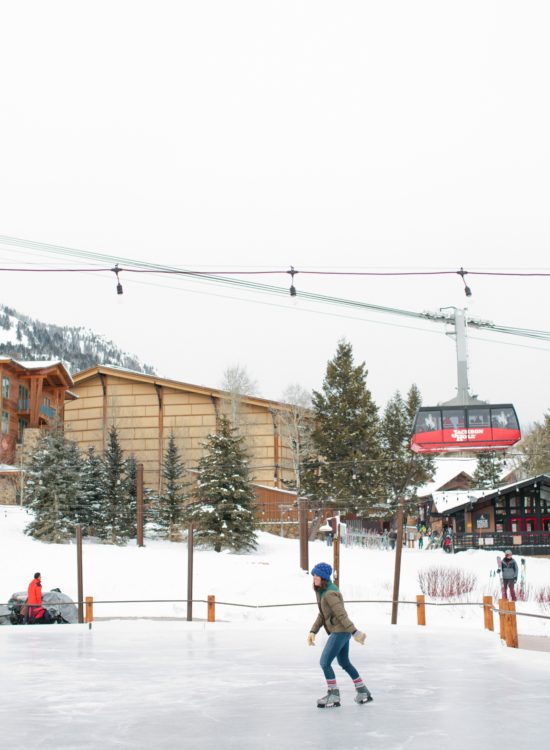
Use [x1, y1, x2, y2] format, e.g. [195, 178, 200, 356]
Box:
[0, 1, 549, 427]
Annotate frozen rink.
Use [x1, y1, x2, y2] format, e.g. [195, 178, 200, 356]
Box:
[1, 620, 549, 750]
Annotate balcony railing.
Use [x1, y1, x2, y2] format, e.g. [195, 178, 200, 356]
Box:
[39, 404, 57, 419]
[455, 531, 550, 549]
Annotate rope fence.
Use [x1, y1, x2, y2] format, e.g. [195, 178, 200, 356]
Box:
[3, 594, 549, 651]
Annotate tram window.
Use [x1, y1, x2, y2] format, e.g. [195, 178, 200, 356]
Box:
[442, 409, 465, 429]
[417, 411, 441, 432]
[491, 408, 518, 429]
[467, 408, 490, 428]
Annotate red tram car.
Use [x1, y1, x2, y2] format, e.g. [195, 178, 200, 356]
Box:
[410, 403, 521, 454]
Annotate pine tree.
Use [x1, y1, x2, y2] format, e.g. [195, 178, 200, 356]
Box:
[78, 446, 107, 536]
[25, 428, 83, 542]
[103, 425, 130, 544]
[303, 340, 381, 514]
[122, 455, 138, 540]
[380, 385, 435, 515]
[473, 452, 506, 489]
[185, 417, 257, 552]
[155, 433, 188, 541]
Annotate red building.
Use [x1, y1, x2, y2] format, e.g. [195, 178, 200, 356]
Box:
[0, 359, 75, 502]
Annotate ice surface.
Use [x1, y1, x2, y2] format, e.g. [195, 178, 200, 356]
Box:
[1, 622, 549, 750]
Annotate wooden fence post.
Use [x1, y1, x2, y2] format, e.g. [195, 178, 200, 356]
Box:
[498, 598, 507, 641]
[505, 600, 518, 648]
[416, 595, 426, 626]
[333, 525, 341, 587]
[483, 595, 494, 631]
[85, 596, 94, 624]
[207, 595, 216, 623]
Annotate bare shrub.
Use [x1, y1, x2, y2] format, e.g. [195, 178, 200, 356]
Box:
[516, 583, 533, 602]
[535, 586, 550, 611]
[418, 566, 478, 600]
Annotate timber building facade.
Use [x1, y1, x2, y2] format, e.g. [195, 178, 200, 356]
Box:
[64, 365, 298, 492]
[0, 359, 75, 503]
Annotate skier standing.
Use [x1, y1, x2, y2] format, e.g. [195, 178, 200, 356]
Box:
[499, 550, 518, 601]
[307, 562, 372, 708]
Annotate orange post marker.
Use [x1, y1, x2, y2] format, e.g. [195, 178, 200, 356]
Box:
[207, 595, 216, 623]
[85, 596, 94, 624]
[416, 595, 426, 626]
[483, 596, 494, 631]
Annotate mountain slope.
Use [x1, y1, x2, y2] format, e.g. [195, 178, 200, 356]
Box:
[0, 304, 155, 375]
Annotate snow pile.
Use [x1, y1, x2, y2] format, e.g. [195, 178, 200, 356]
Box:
[1, 504, 550, 636]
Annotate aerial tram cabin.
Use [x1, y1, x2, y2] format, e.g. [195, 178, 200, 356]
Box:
[409, 308, 521, 455]
[410, 403, 521, 454]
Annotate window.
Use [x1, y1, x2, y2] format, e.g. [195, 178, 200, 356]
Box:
[17, 417, 28, 443]
[417, 411, 441, 432]
[1, 410, 8, 434]
[491, 408, 519, 430]
[18, 385, 29, 410]
[1, 376, 9, 399]
[467, 408, 490, 428]
[442, 409, 465, 429]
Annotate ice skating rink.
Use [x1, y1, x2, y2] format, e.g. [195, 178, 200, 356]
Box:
[1, 621, 549, 750]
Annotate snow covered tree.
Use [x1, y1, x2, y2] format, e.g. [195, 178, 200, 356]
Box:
[473, 451, 506, 489]
[122, 455, 138, 540]
[380, 385, 435, 515]
[102, 425, 130, 544]
[154, 433, 188, 541]
[303, 340, 382, 514]
[185, 416, 257, 552]
[78, 446, 107, 536]
[514, 413, 550, 477]
[25, 428, 83, 542]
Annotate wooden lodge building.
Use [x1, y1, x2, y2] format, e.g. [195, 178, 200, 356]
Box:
[436, 475, 550, 556]
[64, 365, 300, 495]
[0, 359, 75, 503]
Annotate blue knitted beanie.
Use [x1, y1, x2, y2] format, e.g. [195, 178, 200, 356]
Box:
[311, 562, 332, 580]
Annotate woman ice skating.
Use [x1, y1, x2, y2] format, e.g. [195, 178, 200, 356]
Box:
[307, 562, 373, 708]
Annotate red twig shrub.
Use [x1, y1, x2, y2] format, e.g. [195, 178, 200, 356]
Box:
[535, 586, 550, 611]
[418, 566, 478, 600]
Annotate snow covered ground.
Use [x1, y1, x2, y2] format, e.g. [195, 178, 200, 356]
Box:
[1, 505, 550, 749]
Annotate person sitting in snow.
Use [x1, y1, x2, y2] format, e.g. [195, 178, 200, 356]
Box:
[307, 562, 372, 708]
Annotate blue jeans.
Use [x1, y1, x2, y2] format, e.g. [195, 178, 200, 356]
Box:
[319, 632, 360, 681]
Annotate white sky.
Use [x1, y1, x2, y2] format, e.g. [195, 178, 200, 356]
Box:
[1, 2, 549, 426]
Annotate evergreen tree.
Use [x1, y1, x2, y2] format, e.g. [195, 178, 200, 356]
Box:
[103, 425, 130, 544]
[25, 428, 83, 542]
[303, 340, 381, 514]
[155, 433, 188, 541]
[473, 451, 506, 488]
[515, 413, 550, 477]
[185, 417, 257, 552]
[123, 455, 138, 540]
[78, 446, 107, 536]
[380, 385, 435, 514]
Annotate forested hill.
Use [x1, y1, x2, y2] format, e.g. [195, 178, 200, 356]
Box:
[0, 304, 155, 376]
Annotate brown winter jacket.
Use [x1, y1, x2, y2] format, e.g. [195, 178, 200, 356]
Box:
[310, 584, 356, 635]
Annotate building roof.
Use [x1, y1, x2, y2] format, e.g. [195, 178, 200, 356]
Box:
[72, 364, 299, 412]
[0, 358, 73, 388]
[442, 474, 550, 515]
[432, 489, 489, 514]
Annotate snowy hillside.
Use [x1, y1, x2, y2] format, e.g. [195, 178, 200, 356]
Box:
[2, 505, 549, 636]
[0, 304, 155, 375]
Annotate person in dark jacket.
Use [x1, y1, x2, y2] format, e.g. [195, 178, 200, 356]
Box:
[499, 550, 518, 601]
[307, 562, 372, 708]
